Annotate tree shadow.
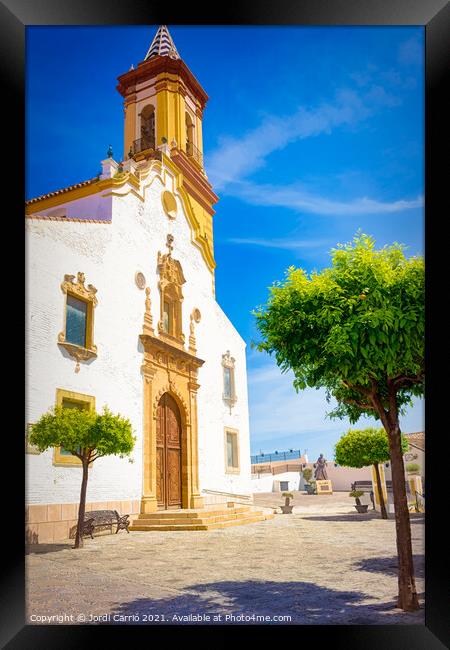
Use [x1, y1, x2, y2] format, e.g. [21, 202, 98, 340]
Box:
[355, 555, 425, 579]
[301, 513, 380, 522]
[25, 542, 74, 555]
[301, 512, 426, 524]
[107, 579, 424, 625]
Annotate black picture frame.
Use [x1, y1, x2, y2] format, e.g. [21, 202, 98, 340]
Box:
[4, 0, 448, 647]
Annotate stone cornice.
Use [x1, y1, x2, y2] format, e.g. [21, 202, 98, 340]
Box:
[117, 56, 208, 109]
[170, 148, 219, 207]
[140, 333, 205, 369]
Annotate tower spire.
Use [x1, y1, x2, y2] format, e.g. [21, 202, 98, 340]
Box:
[144, 25, 180, 61]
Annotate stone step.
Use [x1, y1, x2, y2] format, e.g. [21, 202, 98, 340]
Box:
[206, 514, 274, 529]
[134, 506, 251, 520]
[131, 510, 265, 526]
[129, 511, 274, 532]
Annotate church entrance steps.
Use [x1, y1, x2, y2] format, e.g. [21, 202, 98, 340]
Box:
[134, 505, 251, 520]
[129, 505, 274, 531]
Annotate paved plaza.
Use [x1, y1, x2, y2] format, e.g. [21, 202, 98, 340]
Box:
[26, 493, 425, 625]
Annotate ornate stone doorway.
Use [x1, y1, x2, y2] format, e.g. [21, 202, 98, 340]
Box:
[156, 393, 182, 509]
[139, 327, 205, 514]
[138, 242, 205, 514]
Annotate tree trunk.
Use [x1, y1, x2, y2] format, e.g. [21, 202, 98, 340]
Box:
[374, 462, 388, 519]
[74, 458, 89, 549]
[385, 421, 420, 611]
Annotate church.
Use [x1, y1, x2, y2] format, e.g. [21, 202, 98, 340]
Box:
[26, 26, 269, 542]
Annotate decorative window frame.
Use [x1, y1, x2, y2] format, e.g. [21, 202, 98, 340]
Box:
[53, 389, 95, 467]
[222, 350, 237, 410]
[157, 245, 186, 347]
[224, 427, 240, 474]
[58, 272, 98, 369]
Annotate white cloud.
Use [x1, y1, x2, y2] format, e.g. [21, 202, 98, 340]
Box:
[205, 76, 421, 217]
[206, 83, 399, 191]
[226, 180, 423, 216]
[398, 36, 422, 67]
[228, 237, 332, 250]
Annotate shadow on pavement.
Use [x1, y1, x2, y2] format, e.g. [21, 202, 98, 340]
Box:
[355, 555, 425, 579]
[107, 579, 424, 625]
[26, 543, 74, 555]
[300, 513, 380, 522]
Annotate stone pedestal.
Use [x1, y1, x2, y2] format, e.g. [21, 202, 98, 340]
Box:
[316, 480, 333, 494]
[100, 158, 118, 179]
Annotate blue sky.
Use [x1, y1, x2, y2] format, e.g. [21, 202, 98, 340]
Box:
[26, 25, 424, 460]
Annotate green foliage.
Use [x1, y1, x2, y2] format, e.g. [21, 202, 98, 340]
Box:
[349, 490, 364, 498]
[302, 467, 313, 483]
[335, 427, 409, 468]
[405, 463, 420, 473]
[30, 405, 135, 462]
[282, 492, 294, 498]
[253, 233, 424, 424]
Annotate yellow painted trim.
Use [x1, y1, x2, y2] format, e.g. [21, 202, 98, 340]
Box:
[140, 155, 216, 275]
[26, 156, 216, 280]
[53, 389, 96, 467]
[371, 464, 388, 505]
[224, 427, 240, 474]
[25, 175, 138, 215]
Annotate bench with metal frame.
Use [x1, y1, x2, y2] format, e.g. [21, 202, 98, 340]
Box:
[82, 510, 130, 539]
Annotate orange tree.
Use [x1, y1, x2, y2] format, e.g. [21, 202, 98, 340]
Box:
[30, 406, 135, 549]
[334, 427, 409, 520]
[253, 233, 424, 611]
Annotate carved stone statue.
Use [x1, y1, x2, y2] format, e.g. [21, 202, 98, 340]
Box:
[314, 454, 328, 481]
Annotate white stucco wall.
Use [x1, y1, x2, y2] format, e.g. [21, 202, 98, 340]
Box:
[26, 160, 251, 506]
[251, 472, 301, 493]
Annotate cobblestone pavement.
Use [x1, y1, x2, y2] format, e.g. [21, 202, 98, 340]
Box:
[26, 493, 424, 625]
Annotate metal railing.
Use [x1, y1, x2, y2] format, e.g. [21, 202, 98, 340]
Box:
[186, 141, 203, 166]
[251, 450, 302, 464]
[131, 135, 156, 156]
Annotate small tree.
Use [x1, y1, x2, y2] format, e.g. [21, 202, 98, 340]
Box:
[335, 427, 408, 519]
[253, 233, 424, 611]
[30, 405, 135, 549]
[302, 467, 313, 484]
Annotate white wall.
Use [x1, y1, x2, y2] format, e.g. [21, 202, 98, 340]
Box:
[26, 162, 252, 506]
[251, 472, 301, 493]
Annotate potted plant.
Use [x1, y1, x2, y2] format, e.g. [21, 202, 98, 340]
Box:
[349, 490, 369, 513]
[281, 492, 294, 514]
[305, 480, 317, 495]
[405, 463, 420, 476]
[302, 468, 316, 494]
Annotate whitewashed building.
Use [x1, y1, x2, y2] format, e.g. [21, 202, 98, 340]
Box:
[25, 26, 264, 543]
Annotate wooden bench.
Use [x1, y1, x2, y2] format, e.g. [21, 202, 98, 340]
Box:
[82, 510, 130, 539]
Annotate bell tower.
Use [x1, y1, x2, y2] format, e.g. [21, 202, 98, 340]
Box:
[117, 25, 207, 170]
[117, 25, 218, 278]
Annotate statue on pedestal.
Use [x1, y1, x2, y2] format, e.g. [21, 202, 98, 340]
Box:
[314, 454, 328, 481]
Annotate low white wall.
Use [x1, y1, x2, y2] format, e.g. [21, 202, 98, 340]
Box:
[251, 464, 374, 494]
[251, 472, 301, 493]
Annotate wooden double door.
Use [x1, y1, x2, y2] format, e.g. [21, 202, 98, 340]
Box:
[156, 393, 182, 509]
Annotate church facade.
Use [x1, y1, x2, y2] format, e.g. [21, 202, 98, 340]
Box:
[25, 26, 254, 542]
